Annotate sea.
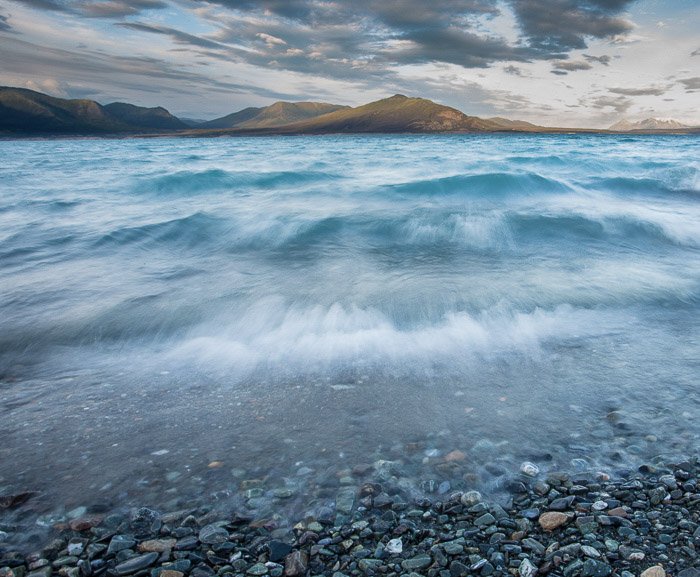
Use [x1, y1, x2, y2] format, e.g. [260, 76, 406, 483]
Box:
[0, 134, 698, 533]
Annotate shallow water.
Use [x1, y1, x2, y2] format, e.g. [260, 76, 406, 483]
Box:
[0, 134, 699, 530]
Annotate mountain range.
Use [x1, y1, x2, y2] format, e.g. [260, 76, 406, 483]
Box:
[1, 86, 697, 136]
[609, 118, 689, 131]
[0, 86, 187, 133]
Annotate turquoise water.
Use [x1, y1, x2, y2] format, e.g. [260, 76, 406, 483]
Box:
[0, 134, 699, 522]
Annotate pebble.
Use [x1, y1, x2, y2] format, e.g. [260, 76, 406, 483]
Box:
[538, 511, 569, 531]
[641, 567, 665, 577]
[283, 551, 307, 577]
[519, 559, 537, 577]
[385, 538, 402, 554]
[461, 491, 482, 506]
[247, 564, 268, 576]
[401, 555, 432, 571]
[198, 524, 228, 544]
[1, 455, 699, 577]
[114, 553, 159, 575]
[445, 450, 466, 462]
[520, 462, 540, 477]
[138, 539, 176, 552]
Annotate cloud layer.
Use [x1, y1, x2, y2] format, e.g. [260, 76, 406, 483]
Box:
[0, 0, 698, 126]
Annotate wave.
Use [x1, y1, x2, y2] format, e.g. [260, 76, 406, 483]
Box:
[134, 168, 338, 195]
[94, 212, 228, 250]
[88, 201, 700, 258]
[584, 170, 699, 198]
[169, 301, 628, 378]
[386, 172, 571, 197]
[505, 155, 568, 167]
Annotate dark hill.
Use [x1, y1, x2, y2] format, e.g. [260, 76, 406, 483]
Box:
[199, 106, 263, 129]
[103, 102, 187, 130]
[243, 95, 499, 134]
[0, 86, 186, 133]
[202, 101, 348, 130]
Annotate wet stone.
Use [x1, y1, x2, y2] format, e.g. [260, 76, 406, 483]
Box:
[138, 539, 176, 553]
[27, 570, 51, 577]
[268, 541, 293, 563]
[519, 559, 537, 577]
[284, 551, 308, 577]
[108, 536, 136, 555]
[450, 561, 469, 577]
[198, 524, 228, 544]
[581, 559, 611, 577]
[522, 538, 545, 555]
[641, 567, 665, 577]
[247, 564, 268, 576]
[115, 553, 159, 576]
[174, 536, 199, 550]
[402, 555, 433, 571]
[539, 512, 569, 531]
[576, 517, 598, 535]
[474, 513, 496, 526]
[335, 487, 355, 515]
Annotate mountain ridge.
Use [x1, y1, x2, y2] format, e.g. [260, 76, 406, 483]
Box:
[1, 85, 698, 136]
[609, 117, 689, 131]
[0, 86, 185, 133]
[196, 94, 500, 135]
[200, 101, 348, 130]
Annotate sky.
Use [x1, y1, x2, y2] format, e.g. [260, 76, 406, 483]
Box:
[0, 0, 697, 127]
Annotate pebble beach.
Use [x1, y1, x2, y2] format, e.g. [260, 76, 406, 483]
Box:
[3, 457, 700, 577]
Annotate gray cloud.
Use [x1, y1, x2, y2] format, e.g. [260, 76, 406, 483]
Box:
[80, 1, 167, 18]
[6, 0, 641, 95]
[117, 22, 228, 49]
[552, 60, 593, 72]
[678, 77, 700, 91]
[10, 0, 167, 17]
[589, 94, 632, 112]
[508, 0, 635, 54]
[0, 36, 299, 105]
[609, 85, 669, 96]
[197, 0, 637, 72]
[584, 53, 611, 65]
[503, 65, 524, 76]
[9, 0, 67, 11]
[0, 14, 12, 31]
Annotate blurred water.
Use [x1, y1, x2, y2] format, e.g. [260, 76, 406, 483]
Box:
[0, 134, 698, 522]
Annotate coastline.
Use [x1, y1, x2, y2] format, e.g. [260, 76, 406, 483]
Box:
[1, 128, 700, 142]
[2, 457, 699, 577]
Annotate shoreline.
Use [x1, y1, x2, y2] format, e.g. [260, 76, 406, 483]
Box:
[2, 457, 698, 577]
[1, 130, 699, 142]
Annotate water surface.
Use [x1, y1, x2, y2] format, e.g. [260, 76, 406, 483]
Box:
[1, 134, 698, 529]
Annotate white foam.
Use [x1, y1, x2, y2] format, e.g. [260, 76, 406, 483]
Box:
[169, 299, 626, 378]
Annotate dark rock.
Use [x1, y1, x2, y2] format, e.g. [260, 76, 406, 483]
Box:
[198, 524, 228, 544]
[402, 555, 432, 571]
[114, 553, 159, 575]
[284, 551, 308, 577]
[268, 541, 293, 563]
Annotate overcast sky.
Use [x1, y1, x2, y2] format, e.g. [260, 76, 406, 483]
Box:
[0, 0, 697, 127]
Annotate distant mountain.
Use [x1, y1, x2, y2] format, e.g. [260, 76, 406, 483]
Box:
[179, 118, 209, 127]
[216, 94, 499, 134]
[202, 101, 348, 129]
[0, 86, 185, 133]
[199, 106, 263, 129]
[609, 118, 689, 131]
[103, 102, 187, 130]
[6, 84, 696, 137]
[487, 117, 543, 131]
